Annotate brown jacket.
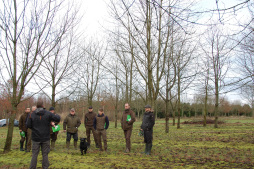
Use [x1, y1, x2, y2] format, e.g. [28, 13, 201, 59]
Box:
[121, 109, 136, 130]
[50, 112, 59, 134]
[19, 112, 29, 132]
[63, 114, 81, 133]
[84, 111, 96, 128]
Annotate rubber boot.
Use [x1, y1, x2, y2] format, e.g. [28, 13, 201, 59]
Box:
[51, 140, 55, 151]
[74, 141, 78, 150]
[25, 142, 27, 151]
[20, 141, 24, 151]
[142, 144, 148, 154]
[146, 143, 152, 155]
[66, 141, 70, 149]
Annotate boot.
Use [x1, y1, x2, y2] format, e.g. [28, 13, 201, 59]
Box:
[142, 144, 148, 154]
[51, 141, 55, 151]
[20, 141, 24, 151]
[66, 141, 70, 149]
[146, 143, 152, 155]
[74, 141, 78, 150]
[25, 142, 27, 151]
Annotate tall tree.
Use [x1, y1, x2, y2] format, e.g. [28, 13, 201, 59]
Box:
[0, 0, 79, 152]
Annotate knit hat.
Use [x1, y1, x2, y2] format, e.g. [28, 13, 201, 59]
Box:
[144, 105, 151, 108]
[49, 107, 55, 111]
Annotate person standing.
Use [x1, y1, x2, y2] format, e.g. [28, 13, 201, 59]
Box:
[84, 106, 98, 148]
[121, 103, 136, 153]
[141, 105, 155, 155]
[26, 100, 60, 169]
[19, 107, 31, 152]
[93, 108, 109, 151]
[25, 106, 37, 152]
[49, 107, 59, 151]
[63, 108, 81, 149]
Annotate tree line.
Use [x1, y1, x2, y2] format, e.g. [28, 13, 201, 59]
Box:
[0, 0, 253, 152]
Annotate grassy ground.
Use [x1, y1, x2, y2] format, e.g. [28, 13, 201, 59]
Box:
[0, 117, 253, 169]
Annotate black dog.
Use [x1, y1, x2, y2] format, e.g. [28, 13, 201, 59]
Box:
[80, 138, 88, 155]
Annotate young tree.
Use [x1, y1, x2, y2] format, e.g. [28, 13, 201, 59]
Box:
[0, 0, 79, 152]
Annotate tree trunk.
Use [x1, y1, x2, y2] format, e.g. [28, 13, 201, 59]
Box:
[214, 78, 219, 128]
[165, 100, 169, 133]
[4, 108, 16, 153]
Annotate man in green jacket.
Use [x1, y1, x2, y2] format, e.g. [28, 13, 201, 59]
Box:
[63, 108, 81, 149]
[121, 103, 136, 153]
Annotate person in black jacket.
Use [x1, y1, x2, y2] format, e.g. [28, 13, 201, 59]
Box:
[26, 100, 60, 169]
[141, 105, 155, 155]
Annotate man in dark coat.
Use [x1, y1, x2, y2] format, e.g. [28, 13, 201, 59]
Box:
[84, 106, 98, 148]
[121, 103, 136, 153]
[19, 107, 31, 152]
[49, 107, 59, 151]
[141, 105, 155, 155]
[26, 100, 60, 169]
[63, 108, 81, 149]
[93, 108, 109, 151]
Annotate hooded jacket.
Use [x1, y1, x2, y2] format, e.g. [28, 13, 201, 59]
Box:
[26, 108, 60, 142]
[63, 114, 81, 133]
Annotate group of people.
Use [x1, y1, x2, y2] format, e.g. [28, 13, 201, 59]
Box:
[19, 101, 155, 169]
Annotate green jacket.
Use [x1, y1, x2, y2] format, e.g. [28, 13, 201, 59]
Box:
[63, 114, 81, 133]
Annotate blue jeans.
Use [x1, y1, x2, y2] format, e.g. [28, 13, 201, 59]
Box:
[29, 140, 50, 169]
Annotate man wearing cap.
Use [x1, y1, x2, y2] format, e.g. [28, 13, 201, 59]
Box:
[84, 106, 98, 148]
[63, 108, 81, 149]
[49, 107, 59, 151]
[141, 105, 155, 155]
[121, 103, 136, 153]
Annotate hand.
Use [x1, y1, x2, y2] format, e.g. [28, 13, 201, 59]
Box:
[19, 130, 22, 132]
[63, 130, 66, 132]
[51, 122, 55, 127]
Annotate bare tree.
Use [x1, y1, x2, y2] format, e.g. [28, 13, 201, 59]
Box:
[203, 26, 232, 128]
[35, 30, 80, 108]
[77, 40, 105, 107]
[0, 0, 79, 152]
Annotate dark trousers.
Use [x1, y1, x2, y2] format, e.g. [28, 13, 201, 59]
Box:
[144, 130, 153, 144]
[96, 129, 107, 150]
[124, 129, 132, 150]
[86, 126, 98, 145]
[29, 140, 50, 169]
[66, 132, 78, 141]
[20, 129, 32, 151]
[50, 132, 58, 142]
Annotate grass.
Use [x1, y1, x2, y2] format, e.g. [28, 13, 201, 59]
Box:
[0, 117, 253, 168]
